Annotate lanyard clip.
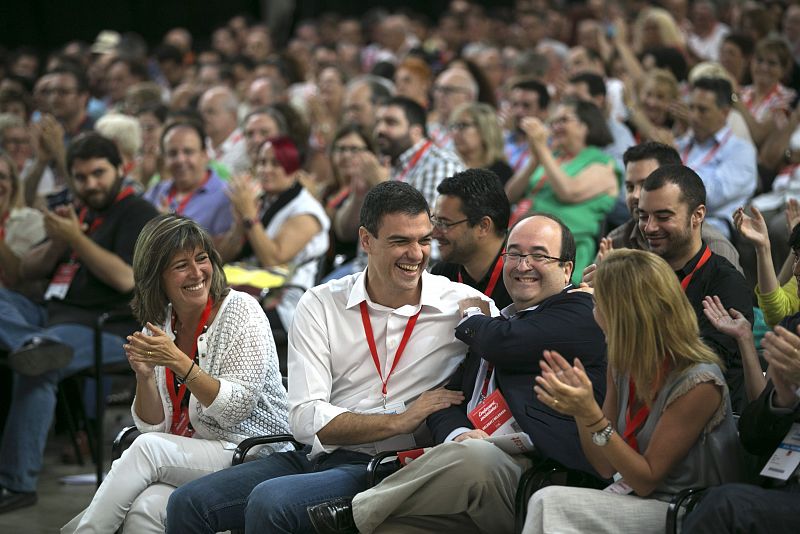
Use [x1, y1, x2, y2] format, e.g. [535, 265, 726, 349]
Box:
[382, 393, 387, 410]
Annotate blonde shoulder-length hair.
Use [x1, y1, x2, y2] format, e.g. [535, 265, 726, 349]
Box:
[450, 102, 507, 167]
[594, 249, 720, 404]
[634, 8, 686, 53]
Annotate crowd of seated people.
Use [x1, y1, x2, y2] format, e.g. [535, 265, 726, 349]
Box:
[0, 1, 800, 532]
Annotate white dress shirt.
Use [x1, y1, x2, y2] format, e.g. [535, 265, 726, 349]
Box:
[207, 127, 249, 176]
[287, 269, 494, 458]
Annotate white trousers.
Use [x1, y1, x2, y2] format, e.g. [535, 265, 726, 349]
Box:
[522, 486, 670, 534]
[61, 432, 234, 534]
[352, 439, 532, 534]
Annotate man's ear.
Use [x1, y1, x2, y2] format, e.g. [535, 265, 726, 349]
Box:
[477, 216, 493, 237]
[691, 204, 706, 228]
[359, 226, 372, 253]
[409, 124, 424, 144]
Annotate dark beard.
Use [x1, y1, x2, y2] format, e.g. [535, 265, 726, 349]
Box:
[81, 175, 123, 212]
[377, 133, 413, 164]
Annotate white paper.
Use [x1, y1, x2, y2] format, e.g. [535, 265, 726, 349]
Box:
[484, 431, 535, 454]
[760, 422, 800, 481]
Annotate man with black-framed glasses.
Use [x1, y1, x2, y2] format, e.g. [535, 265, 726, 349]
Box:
[430, 169, 513, 309]
[309, 213, 607, 534]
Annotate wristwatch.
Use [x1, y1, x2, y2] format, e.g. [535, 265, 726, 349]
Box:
[591, 422, 615, 446]
[462, 306, 483, 318]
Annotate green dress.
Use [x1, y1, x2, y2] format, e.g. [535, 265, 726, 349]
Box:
[523, 146, 621, 284]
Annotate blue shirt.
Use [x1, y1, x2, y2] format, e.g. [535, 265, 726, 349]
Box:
[144, 169, 234, 236]
[677, 126, 757, 238]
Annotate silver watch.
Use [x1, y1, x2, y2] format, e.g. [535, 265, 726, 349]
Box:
[591, 422, 615, 446]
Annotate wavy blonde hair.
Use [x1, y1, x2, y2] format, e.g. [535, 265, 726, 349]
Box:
[634, 8, 686, 52]
[450, 102, 507, 167]
[594, 249, 720, 404]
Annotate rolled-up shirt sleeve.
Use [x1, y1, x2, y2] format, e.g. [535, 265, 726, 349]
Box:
[287, 290, 349, 450]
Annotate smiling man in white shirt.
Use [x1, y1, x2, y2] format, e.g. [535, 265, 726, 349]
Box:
[166, 181, 493, 534]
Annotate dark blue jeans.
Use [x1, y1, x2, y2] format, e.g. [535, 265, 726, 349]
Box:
[682, 481, 800, 533]
[166, 446, 395, 534]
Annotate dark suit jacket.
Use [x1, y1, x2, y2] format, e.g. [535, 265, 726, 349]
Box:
[427, 288, 607, 475]
[739, 380, 800, 457]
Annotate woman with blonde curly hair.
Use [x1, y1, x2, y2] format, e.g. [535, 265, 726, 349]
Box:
[524, 248, 742, 533]
[633, 8, 686, 54]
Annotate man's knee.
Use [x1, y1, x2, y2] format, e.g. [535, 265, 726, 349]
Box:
[245, 479, 295, 530]
[165, 481, 204, 532]
[683, 484, 760, 533]
[437, 439, 518, 485]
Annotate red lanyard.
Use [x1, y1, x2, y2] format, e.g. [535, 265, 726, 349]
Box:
[71, 187, 136, 263]
[458, 252, 504, 298]
[622, 379, 649, 452]
[395, 141, 433, 182]
[359, 301, 421, 405]
[679, 245, 711, 291]
[166, 296, 214, 434]
[78, 186, 136, 235]
[166, 170, 211, 215]
[512, 148, 531, 172]
[743, 84, 780, 116]
[681, 130, 733, 167]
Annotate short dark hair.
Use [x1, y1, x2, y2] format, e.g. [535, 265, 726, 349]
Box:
[360, 181, 430, 237]
[722, 32, 755, 58]
[623, 142, 682, 168]
[691, 77, 733, 109]
[512, 212, 577, 276]
[642, 164, 706, 213]
[160, 119, 206, 152]
[437, 168, 510, 237]
[154, 43, 184, 64]
[564, 98, 613, 147]
[109, 57, 149, 82]
[66, 131, 122, 171]
[569, 72, 606, 97]
[48, 65, 89, 94]
[510, 78, 550, 109]
[381, 96, 428, 137]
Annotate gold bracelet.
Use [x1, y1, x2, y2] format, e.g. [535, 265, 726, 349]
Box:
[185, 367, 203, 385]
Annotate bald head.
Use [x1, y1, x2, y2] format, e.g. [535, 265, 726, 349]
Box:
[432, 67, 478, 123]
[199, 86, 239, 145]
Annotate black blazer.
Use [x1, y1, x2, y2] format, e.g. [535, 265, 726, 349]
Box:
[427, 288, 607, 475]
[739, 380, 800, 457]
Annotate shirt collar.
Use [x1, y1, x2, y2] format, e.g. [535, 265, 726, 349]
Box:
[693, 125, 731, 147]
[394, 138, 429, 169]
[346, 268, 445, 314]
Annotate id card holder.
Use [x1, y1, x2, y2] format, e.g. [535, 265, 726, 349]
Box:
[44, 262, 80, 301]
[760, 422, 800, 481]
[604, 473, 634, 494]
[364, 401, 416, 452]
[467, 389, 521, 435]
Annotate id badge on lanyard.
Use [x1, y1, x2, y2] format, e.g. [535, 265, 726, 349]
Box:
[44, 262, 80, 301]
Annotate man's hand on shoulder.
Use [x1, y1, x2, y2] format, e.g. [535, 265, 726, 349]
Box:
[394, 387, 465, 435]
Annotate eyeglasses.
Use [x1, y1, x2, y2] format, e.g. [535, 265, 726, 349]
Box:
[449, 121, 477, 132]
[41, 87, 78, 97]
[431, 216, 469, 231]
[433, 85, 471, 96]
[502, 252, 568, 267]
[548, 115, 578, 127]
[332, 145, 369, 155]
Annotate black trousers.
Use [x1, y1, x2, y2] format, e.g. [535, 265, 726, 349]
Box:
[682, 481, 800, 533]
